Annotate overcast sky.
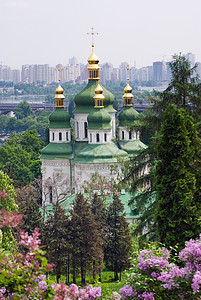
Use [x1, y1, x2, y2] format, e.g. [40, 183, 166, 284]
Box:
[1, 0, 201, 69]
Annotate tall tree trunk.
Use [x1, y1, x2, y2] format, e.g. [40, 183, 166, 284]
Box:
[81, 260, 86, 287]
[93, 261, 96, 280]
[114, 269, 119, 281]
[72, 258, 76, 284]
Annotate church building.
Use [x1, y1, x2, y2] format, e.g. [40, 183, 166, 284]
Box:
[40, 43, 146, 205]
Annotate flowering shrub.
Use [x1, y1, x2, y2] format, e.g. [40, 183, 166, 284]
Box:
[0, 206, 103, 299]
[118, 236, 201, 299]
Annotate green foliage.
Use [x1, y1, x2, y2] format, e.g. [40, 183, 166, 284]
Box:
[13, 100, 34, 119]
[104, 193, 131, 281]
[42, 200, 70, 283]
[70, 194, 102, 286]
[154, 104, 201, 249]
[0, 171, 18, 249]
[0, 130, 45, 187]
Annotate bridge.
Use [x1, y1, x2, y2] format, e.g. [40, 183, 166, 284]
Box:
[0, 101, 151, 115]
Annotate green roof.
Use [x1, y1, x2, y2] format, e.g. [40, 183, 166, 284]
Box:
[118, 140, 147, 156]
[87, 108, 111, 130]
[73, 79, 116, 114]
[41, 192, 138, 221]
[118, 106, 139, 127]
[49, 107, 71, 129]
[40, 143, 73, 159]
[74, 141, 128, 163]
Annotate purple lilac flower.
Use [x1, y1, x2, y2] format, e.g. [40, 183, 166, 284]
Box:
[119, 285, 135, 299]
[141, 291, 154, 299]
[191, 270, 201, 293]
[0, 287, 6, 297]
[138, 249, 170, 273]
[111, 291, 121, 299]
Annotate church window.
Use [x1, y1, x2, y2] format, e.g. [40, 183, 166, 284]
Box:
[90, 133, 92, 142]
[52, 132, 54, 141]
[104, 133, 107, 142]
[96, 133, 100, 142]
[122, 131, 124, 140]
[84, 122, 88, 138]
[66, 132, 69, 141]
[59, 132, 62, 141]
[77, 122, 79, 138]
[129, 130, 132, 140]
[49, 186, 53, 203]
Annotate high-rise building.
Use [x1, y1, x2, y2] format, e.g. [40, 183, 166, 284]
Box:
[153, 61, 167, 82]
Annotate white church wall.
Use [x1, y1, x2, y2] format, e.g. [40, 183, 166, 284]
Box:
[74, 113, 88, 141]
[41, 159, 71, 205]
[49, 128, 71, 143]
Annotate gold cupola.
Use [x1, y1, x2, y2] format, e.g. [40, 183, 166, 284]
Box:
[55, 79, 65, 107]
[87, 43, 100, 80]
[123, 76, 133, 107]
[94, 81, 104, 108]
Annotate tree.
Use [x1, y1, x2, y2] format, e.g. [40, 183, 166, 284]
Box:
[13, 101, 34, 119]
[0, 130, 45, 186]
[154, 104, 201, 249]
[70, 194, 101, 286]
[0, 171, 18, 249]
[126, 54, 201, 242]
[42, 200, 70, 283]
[104, 193, 131, 281]
[15, 184, 43, 235]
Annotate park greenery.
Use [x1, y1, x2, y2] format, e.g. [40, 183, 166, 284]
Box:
[0, 54, 201, 299]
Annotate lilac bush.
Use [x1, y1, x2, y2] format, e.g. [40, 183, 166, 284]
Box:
[118, 235, 201, 299]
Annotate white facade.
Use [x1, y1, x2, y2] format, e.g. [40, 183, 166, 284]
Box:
[118, 127, 139, 141]
[49, 128, 71, 143]
[41, 159, 72, 205]
[74, 113, 88, 141]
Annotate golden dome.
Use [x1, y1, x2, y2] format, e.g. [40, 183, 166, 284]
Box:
[94, 81, 104, 108]
[87, 44, 100, 79]
[123, 78, 133, 107]
[55, 79, 65, 107]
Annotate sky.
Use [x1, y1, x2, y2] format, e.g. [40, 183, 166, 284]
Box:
[1, 0, 201, 69]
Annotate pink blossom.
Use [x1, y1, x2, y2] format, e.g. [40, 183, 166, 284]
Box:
[191, 271, 201, 293]
[0, 208, 22, 228]
[19, 228, 41, 252]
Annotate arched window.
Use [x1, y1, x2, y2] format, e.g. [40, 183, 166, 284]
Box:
[90, 133, 92, 143]
[59, 132, 62, 141]
[129, 130, 132, 140]
[104, 133, 107, 142]
[84, 122, 88, 138]
[49, 186, 53, 203]
[52, 132, 54, 141]
[96, 133, 100, 142]
[122, 131, 124, 140]
[66, 132, 69, 141]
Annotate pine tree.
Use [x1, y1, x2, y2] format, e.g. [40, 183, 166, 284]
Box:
[126, 54, 201, 242]
[70, 194, 102, 286]
[15, 184, 43, 235]
[42, 200, 70, 283]
[91, 193, 107, 281]
[104, 193, 131, 281]
[154, 104, 201, 249]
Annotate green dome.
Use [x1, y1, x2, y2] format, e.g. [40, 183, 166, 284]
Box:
[49, 107, 71, 129]
[118, 107, 139, 127]
[40, 143, 73, 159]
[73, 79, 116, 114]
[87, 108, 111, 130]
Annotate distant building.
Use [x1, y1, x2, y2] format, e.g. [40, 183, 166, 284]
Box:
[185, 52, 195, 67]
[153, 61, 167, 82]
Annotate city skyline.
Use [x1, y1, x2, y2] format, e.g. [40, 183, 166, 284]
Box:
[1, 0, 201, 69]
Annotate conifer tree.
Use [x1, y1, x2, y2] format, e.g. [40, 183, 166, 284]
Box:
[104, 193, 131, 281]
[126, 54, 201, 241]
[154, 104, 201, 249]
[15, 184, 43, 235]
[70, 194, 102, 286]
[91, 193, 107, 281]
[42, 200, 70, 283]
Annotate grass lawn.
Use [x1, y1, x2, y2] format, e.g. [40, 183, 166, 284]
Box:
[49, 269, 125, 297]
